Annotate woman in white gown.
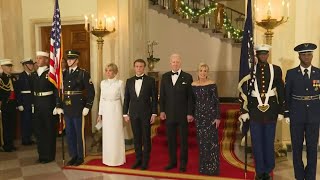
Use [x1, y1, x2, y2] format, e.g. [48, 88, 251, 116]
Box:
[97, 63, 126, 166]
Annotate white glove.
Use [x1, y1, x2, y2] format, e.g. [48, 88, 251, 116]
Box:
[82, 107, 90, 116]
[53, 107, 57, 115]
[277, 114, 284, 121]
[239, 113, 250, 122]
[18, 106, 24, 111]
[56, 108, 64, 115]
[285, 117, 290, 124]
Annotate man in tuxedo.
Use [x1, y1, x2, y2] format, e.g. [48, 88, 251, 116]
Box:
[123, 59, 158, 170]
[159, 54, 194, 172]
[285, 43, 319, 180]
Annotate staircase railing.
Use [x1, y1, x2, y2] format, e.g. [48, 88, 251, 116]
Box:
[149, 0, 245, 43]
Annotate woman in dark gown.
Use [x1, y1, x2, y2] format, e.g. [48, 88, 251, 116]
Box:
[192, 63, 221, 175]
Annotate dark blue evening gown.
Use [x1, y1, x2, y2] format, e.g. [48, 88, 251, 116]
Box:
[192, 84, 221, 175]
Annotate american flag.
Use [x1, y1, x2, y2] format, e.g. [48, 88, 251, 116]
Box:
[238, 0, 255, 135]
[48, 0, 63, 91]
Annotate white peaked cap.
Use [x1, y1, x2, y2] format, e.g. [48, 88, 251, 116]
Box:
[0, 59, 13, 66]
[254, 44, 272, 52]
[21, 58, 33, 64]
[36, 51, 49, 57]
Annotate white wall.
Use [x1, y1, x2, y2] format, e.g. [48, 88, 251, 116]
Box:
[148, 9, 241, 97]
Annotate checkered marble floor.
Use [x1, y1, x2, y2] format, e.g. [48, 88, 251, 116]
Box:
[0, 137, 319, 180]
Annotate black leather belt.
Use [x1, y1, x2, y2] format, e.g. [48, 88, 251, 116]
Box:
[292, 94, 320, 101]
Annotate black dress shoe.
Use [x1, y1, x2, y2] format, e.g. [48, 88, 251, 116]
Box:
[255, 174, 264, 180]
[67, 157, 78, 166]
[131, 161, 142, 169]
[263, 173, 271, 180]
[164, 164, 177, 170]
[3, 148, 13, 152]
[41, 159, 54, 164]
[141, 163, 148, 170]
[179, 165, 186, 172]
[73, 158, 84, 166]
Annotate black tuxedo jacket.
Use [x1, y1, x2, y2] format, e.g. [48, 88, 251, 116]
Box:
[159, 71, 193, 124]
[123, 75, 158, 119]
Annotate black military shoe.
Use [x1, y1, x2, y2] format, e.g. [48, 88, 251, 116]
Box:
[131, 161, 142, 169]
[263, 173, 271, 180]
[73, 158, 84, 166]
[179, 164, 186, 172]
[67, 157, 77, 166]
[164, 163, 177, 170]
[141, 162, 148, 170]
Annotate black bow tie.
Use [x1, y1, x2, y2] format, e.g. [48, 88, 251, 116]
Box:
[171, 72, 179, 76]
[135, 76, 143, 80]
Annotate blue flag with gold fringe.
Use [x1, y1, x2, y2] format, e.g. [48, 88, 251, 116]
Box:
[238, 0, 255, 136]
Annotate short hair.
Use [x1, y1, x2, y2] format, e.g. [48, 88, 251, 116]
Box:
[197, 62, 209, 71]
[105, 63, 118, 74]
[170, 53, 182, 62]
[133, 59, 146, 67]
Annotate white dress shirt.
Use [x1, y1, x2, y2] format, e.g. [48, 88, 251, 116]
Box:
[135, 74, 144, 97]
[300, 65, 311, 78]
[69, 66, 77, 74]
[37, 66, 48, 76]
[171, 69, 181, 85]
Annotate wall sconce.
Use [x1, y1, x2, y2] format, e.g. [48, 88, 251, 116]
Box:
[255, 0, 289, 45]
[84, 14, 116, 83]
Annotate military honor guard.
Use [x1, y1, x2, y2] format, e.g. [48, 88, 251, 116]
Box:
[32, 51, 59, 163]
[284, 43, 319, 180]
[57, 50, 95, 166]
[239, 44, 285, 180]
[0, 59, 19, 152]
[16, 58, 35, 145]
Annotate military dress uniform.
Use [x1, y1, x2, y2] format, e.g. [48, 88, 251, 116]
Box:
[285, 43, 320, 180]
[0, 59, 19, 152]
[32, 51, 59, 163]
[62, 50, 95, 166]
[239, 45, 285, 180]
[16, 59, 34, 145]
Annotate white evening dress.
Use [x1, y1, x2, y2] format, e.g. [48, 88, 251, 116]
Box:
[98, 78, 126, 166]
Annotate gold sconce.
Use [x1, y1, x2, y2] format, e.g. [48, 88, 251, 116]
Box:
[84, 14, 116, 83]
[255, 0, 289, 45]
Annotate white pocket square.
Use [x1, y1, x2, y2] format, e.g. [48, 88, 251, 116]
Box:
[182, 82, 187, 84]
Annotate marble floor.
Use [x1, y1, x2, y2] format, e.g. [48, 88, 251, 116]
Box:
[0, 136, 319, 180]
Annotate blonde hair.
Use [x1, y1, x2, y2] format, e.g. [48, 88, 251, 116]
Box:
[197, 62, 209, 71]
[105, 63, 118, 74]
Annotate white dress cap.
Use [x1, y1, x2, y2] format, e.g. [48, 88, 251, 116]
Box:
[0, 59, 13, 66]
[254, 44, 272, 52]
[36, 51, 49, 57]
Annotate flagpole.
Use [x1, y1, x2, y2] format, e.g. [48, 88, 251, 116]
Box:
[244, 132, 248, 179]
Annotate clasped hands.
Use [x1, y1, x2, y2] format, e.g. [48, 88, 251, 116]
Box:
[123, 114, 157, 124]
[52, 107, 90, 116]
[160, 112, 194, 123]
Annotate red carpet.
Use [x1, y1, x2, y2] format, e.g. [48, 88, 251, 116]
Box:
[65, 103, 256, 179]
